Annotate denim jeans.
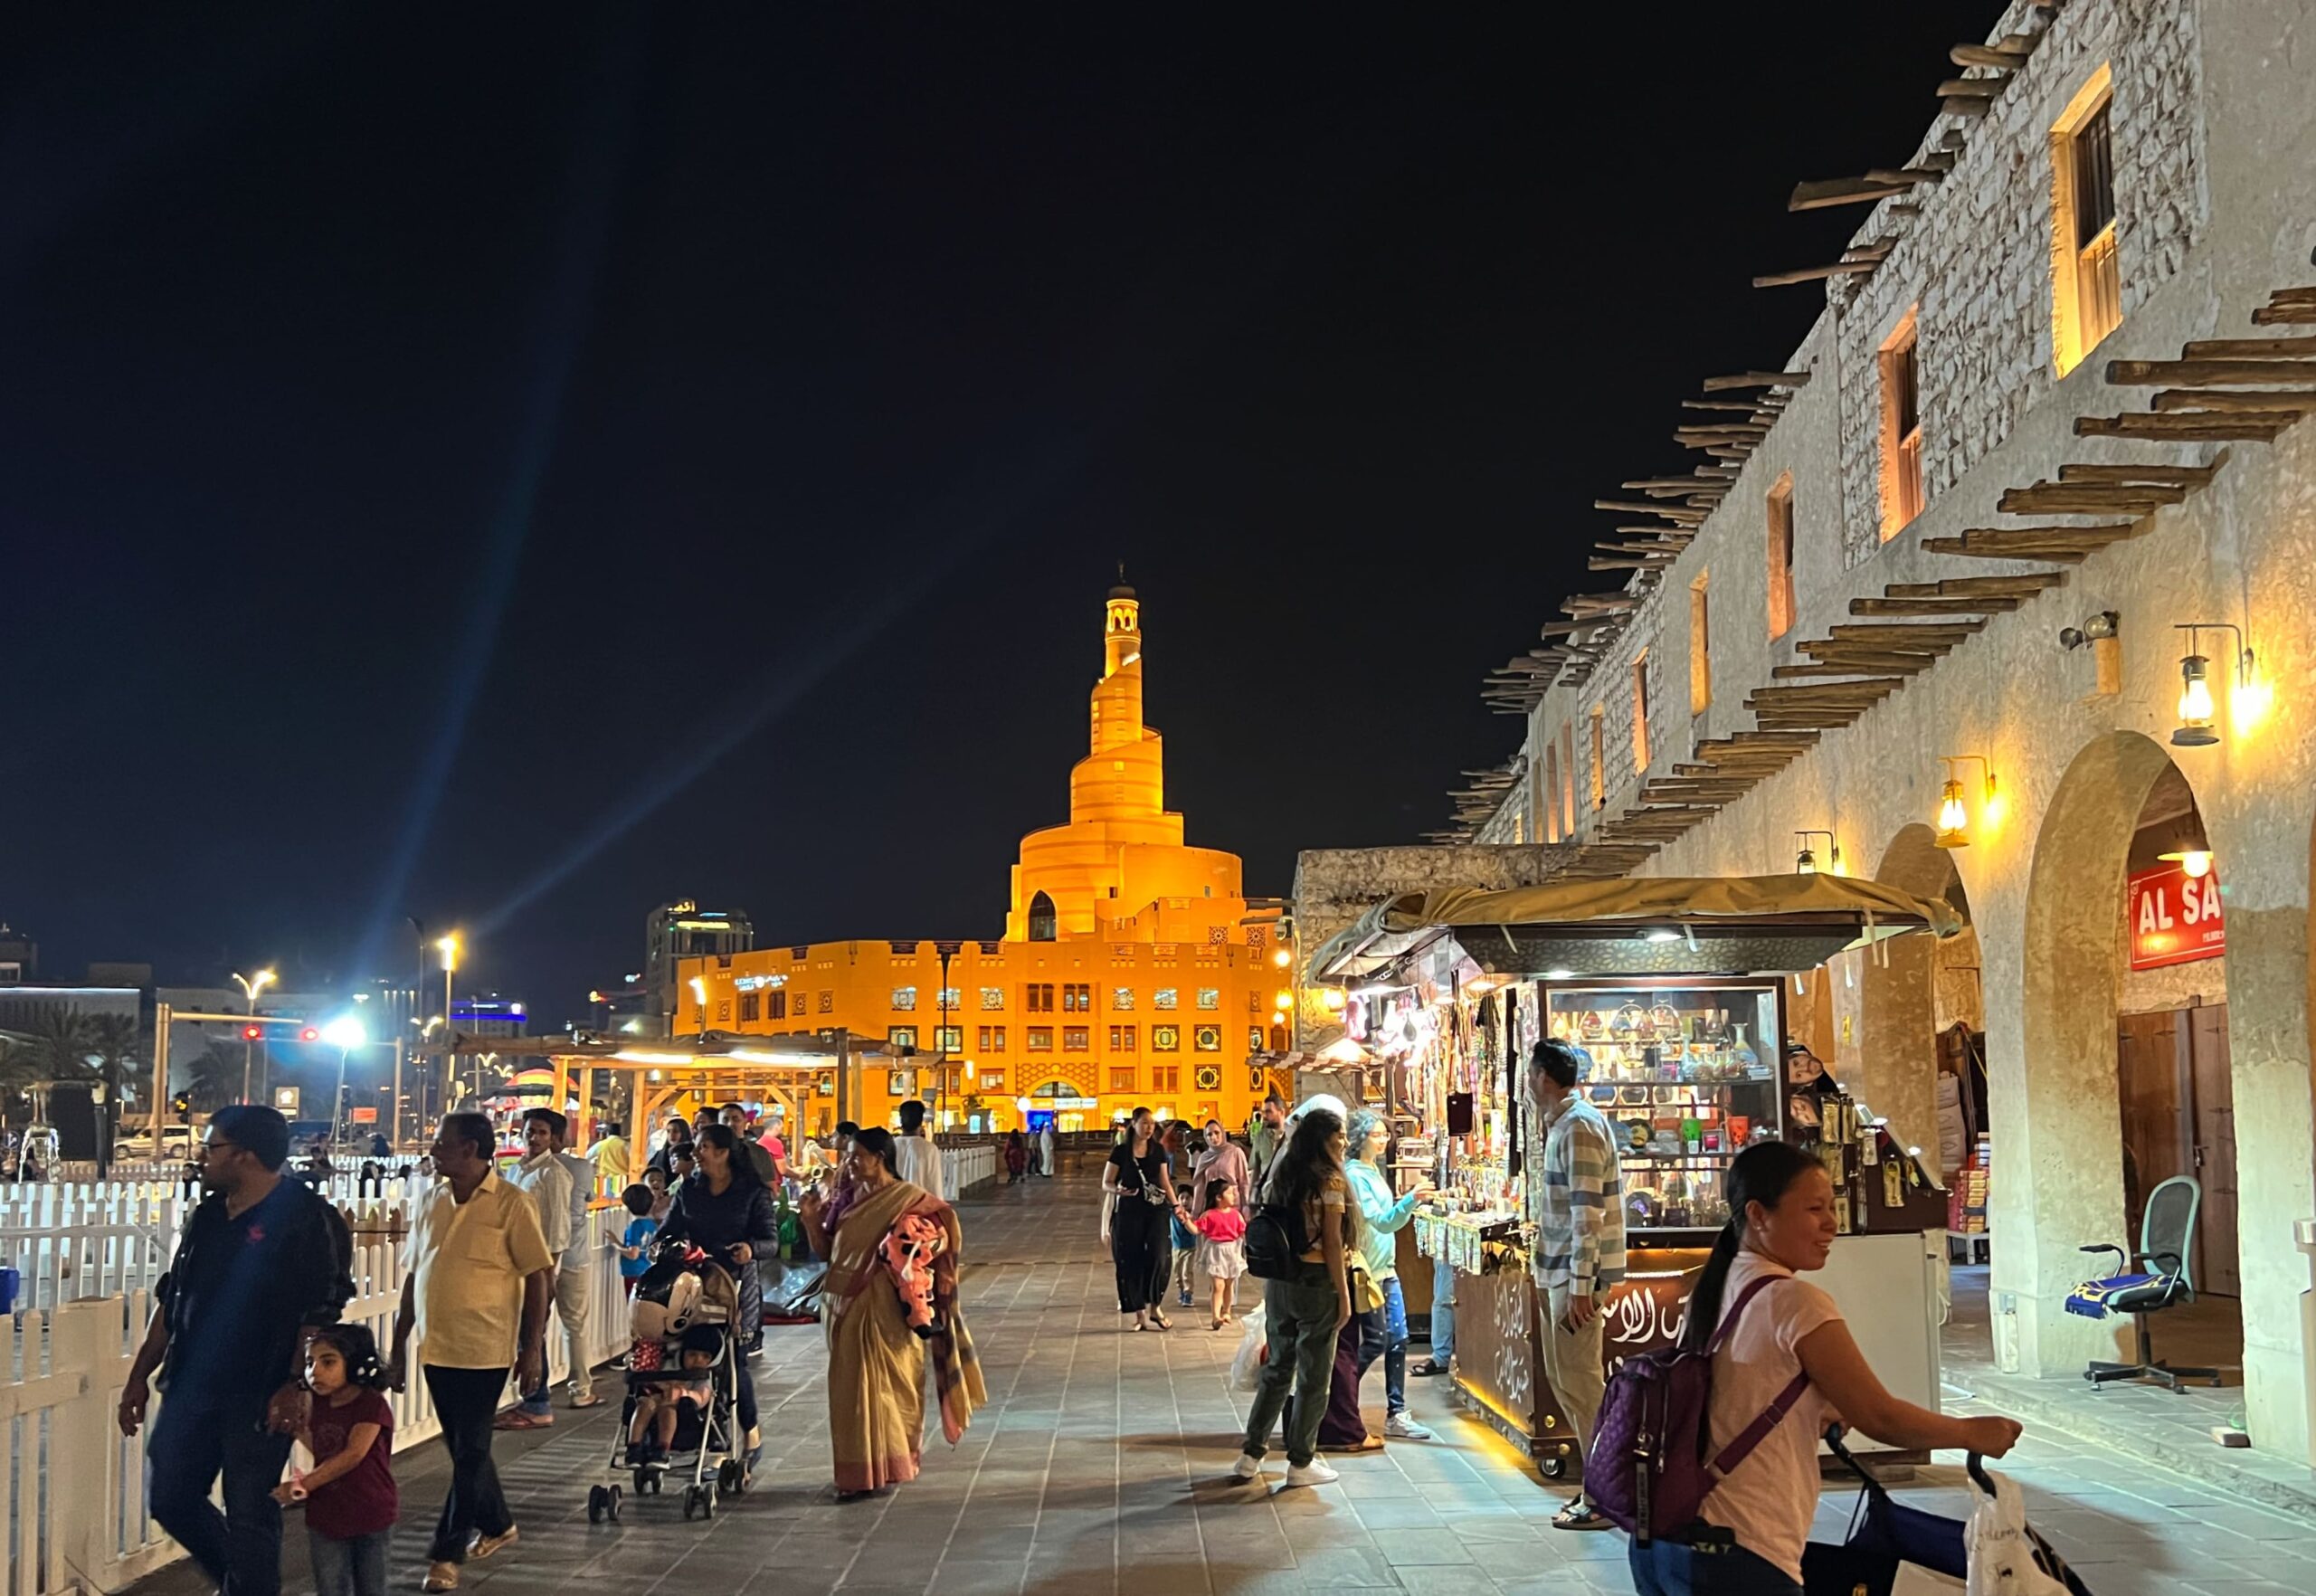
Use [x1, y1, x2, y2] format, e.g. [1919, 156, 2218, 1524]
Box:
[308, 1526, 390, 1596]
[1429, 1249, 1456, 1363]
[1629, 1539, 1803, 1596]
[1240, 1268, 1340, 1468]
[146, 1392, 297, 1596]
[1355, 1276, 1411, 1414]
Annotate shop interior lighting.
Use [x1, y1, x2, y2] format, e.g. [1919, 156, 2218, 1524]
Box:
[1932, 755, 1998, 850]
[1794, 831, 1841, 876]
[1640, 928, 1684, 945]
[2171, 623, 2254, 747]
[1540, 968, 1576, 980]
[2158, 847, 2215, 879]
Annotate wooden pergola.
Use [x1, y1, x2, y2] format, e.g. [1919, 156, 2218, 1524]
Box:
[443, 1030, 901, 1185]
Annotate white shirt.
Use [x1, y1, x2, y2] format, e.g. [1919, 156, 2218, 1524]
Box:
[894, 1134, 945, 1200]
[506, 1151, 574, 1258]
[1699, 1252, 1843, 1582]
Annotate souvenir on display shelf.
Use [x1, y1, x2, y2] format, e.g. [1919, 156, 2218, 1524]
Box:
[1542, 978, 1785, 1239]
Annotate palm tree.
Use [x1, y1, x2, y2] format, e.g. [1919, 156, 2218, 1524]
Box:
[7, 1007, 97, 1083]
[85, 1013, 144, 1172]
[186, 1039, 245, 1113]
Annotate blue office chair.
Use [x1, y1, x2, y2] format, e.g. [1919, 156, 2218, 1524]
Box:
[2066, 1174, 2222, 1392]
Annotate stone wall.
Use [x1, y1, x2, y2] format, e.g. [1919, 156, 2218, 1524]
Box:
[1831, 0, 2207, 565]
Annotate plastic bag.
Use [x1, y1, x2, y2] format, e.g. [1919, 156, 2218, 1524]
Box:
[1228, 1302, 1269, 1392]
[1965, 1469, 2091, 1596]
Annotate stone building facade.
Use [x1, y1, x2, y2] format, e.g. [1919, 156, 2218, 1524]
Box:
[1449, 0, 2316, 1462]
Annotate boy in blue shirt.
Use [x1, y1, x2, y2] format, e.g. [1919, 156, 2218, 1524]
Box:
[616, 1184, 658, 1294]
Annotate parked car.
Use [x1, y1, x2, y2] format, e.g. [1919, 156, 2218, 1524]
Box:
[111, 1124, 199, 1164]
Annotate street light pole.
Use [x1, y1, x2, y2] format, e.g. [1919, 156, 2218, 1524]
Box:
[437, 935, 460, 1104]
[232, 969, 277, 1103]
[935, 942, 958, 1133]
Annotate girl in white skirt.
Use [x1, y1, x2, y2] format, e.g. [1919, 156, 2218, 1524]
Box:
[1191, 1179, 1248, 1329]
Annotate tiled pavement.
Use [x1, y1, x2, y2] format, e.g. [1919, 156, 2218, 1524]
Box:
[130, 1175, 2316, 1595]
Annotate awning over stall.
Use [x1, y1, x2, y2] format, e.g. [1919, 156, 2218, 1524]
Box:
[1311, 874, 1963, 983]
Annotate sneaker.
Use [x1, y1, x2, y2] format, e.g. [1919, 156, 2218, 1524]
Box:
[422, 1563, 460, 1591]
[1229, 1453, 1265, 1481]
[1385, 1412, 1432, 1440]
[469, 1526, 518, 1560]
[1178, 1289, 1193, 1307]
[1283, 1459, 1340, 1488]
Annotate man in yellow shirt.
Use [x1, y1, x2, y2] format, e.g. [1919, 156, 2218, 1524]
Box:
[389, 1113, 552, 1593]
[587, 1121, 630, 1192]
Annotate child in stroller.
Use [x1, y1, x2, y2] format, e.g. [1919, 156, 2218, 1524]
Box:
[625, 1323, 721, 1466]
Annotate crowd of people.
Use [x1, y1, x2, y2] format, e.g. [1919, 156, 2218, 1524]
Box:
[117, 1095, 989, 1596]
[117, 1056, 2029, 1596]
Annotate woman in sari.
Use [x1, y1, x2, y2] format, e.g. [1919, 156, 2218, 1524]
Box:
[801, 1126, 982, 1501]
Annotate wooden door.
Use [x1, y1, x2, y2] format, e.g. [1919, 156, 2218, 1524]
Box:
[2115, 1010, 2190, 1238]
[2186, 1005, 2240, 1297]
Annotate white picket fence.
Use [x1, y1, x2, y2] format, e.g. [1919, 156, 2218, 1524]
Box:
[943, 1144, 995, 1195]
[0, 1203, 633, 1596]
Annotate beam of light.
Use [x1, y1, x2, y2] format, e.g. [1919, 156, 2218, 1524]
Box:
[352, 14, 642, 981]
[470, 436, 1082, 939]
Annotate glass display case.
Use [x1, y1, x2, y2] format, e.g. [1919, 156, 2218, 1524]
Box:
[1542, 979, 1785, 1237]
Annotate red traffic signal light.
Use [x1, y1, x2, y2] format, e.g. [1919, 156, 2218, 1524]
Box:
[242, 1024, 264, 1041]
[298, 1026, 320, 1043]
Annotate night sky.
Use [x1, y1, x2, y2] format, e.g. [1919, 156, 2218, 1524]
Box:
[5, 5, 1992, 1022]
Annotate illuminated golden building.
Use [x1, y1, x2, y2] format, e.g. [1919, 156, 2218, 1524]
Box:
[679, 582, 1291, 1134]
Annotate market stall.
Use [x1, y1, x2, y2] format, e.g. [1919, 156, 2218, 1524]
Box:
[1313, 875, 1959, 1477]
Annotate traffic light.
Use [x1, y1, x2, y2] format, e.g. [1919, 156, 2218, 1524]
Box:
[171, 1091, 191, 1114]
[242, 1024, 264, 1041]
[298, 1026, 320, 1043]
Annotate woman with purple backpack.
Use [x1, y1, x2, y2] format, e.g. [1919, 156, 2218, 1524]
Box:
[1627, 1141, 2021, 1596]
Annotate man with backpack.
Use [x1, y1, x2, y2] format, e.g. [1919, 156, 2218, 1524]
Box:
[1527, 1039, 1625, 1532]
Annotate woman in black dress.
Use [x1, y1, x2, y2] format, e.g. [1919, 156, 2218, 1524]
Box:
[1104, 1107, 1188, 1330]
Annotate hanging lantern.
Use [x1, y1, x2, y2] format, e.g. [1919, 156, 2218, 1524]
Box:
[2172, 652, 2218, 746]
[1933, 779, 1970, 849]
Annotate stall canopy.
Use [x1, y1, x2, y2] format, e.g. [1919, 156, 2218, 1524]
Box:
[1311, 875, 1963, 984]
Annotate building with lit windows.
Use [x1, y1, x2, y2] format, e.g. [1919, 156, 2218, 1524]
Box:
[679, 582, 1291, 1135]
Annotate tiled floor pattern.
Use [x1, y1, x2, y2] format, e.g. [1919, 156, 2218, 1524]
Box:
[129, 1175, 2315, 1594]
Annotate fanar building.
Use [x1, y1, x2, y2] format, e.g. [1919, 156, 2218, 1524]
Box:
[679, 581, 1292, 1135]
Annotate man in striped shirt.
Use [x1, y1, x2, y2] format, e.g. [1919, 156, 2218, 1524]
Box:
[1527, 1038, 1626, 1532]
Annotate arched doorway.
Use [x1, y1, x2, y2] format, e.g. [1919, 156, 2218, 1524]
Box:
[2014, 731, 2240, 1378]
[1028, 891, 1058, 941]
[1852, 823, 1979, 1164]
[1022, 1078, 1091, 1134]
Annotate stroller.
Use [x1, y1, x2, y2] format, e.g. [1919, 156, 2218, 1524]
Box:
[586, 1238, 748, 1525]
[1803, 1428, 2093, 1596]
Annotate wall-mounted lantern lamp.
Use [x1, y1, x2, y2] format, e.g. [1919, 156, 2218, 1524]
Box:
[1794, 831, 1841, 876]
[2171, 623, 2254, 747]
[1932, 755, 1998, 850]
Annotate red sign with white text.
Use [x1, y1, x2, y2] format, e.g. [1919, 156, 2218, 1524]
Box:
[2128, 863, 2226, 971]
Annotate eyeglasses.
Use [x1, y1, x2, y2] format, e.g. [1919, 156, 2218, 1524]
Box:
[197, 1140, 239, 1161]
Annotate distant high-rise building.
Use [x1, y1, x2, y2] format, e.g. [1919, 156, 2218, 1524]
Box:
[645, 902, 753, 1035]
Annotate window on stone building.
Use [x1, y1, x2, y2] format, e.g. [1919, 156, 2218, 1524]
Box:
[1110, 1024, 1137, 1051]
[888, 1025, 918, 1050]
[1153, 1066, 1180, 1093]
[1590, 706, 1606, 809]
[1561, 724, 1578, 835]
[1630, 652, 1651, 774]
[1026, 983, 1054, 1012]
[1153, 1024, 1180, 1051]
[2052, 64, 2121, 376]
[1062, 983, 1091, 1012]
[1027, 1026, 1053, 1051]
[978, 1025, 1008, 1052]
[1688, 575, 1712, 716]
[766, 990, 786, 1021]
[937, 987, 961, 1012]
[1063, 1026, 1089, 1052]
[891, 985, 916, 1011]
[1767, 474, 1797, 640]
[737, 992, 760, 1023]
[1193, 1025, 1221, 1052]
[935, 1025, 963, 1054]
[1112, 986, 1134, 1010]
[1248, 1026, 1265, 1052]
[1878, 308, 1923, 538]
[817, 991, 832, 1013]
[1153, 987, 1178, 1010]
[978, 986, 1004, 1009]
[1196, 987, 1219, 1010]
[1027, 891, 1058, 941]
[1111, 1067, 1137, 1093]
